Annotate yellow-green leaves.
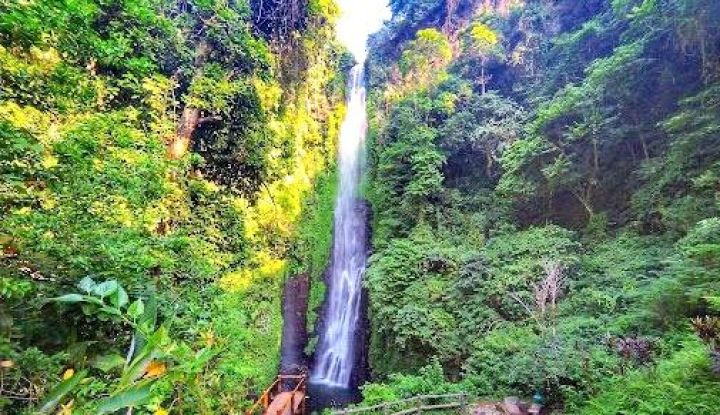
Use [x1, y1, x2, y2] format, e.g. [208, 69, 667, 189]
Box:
[469, 23, 499, 52]
[399, 28, 452, 79]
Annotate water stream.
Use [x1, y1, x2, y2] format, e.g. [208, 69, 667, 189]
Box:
[311, 64, 369, 389]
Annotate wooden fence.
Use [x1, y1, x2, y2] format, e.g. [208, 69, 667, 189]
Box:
[245, 375, 307, 415]
[331, 393, 469, 415]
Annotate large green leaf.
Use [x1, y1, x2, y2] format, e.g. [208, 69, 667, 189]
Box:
[78, 276, 96, 293]
[127, 299, 145, 320]
[96, 383, 153, 414]
[50, 294, 85, 303]
[112, 285, 129, 308]
[91, 353, 126, 373]
[50, 294, 104, 306]
[36, 370, 88, 414]
[93, 280, 119, 298]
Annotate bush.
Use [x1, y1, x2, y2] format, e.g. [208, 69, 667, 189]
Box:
[577, 337, 720, 415]
[360, 361, 466, 405]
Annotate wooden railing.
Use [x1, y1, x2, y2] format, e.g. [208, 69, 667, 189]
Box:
[245, 374, 307, 415]
[274, 375, 307, 415]
[331, 393, 469, 415]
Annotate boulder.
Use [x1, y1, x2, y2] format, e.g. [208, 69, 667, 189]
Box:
[528, 403, 542, 415]
[472, 403, 503, 415]
[501, 397, 528, 415]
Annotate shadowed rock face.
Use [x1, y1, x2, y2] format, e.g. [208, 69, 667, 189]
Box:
[280, 273, 310, 377]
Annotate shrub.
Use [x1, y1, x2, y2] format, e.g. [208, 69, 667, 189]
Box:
[577, 337, 720, 415]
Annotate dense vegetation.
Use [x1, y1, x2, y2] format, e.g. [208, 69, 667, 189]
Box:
[362, 0, 720, 412]
[0, 0, 347, 413]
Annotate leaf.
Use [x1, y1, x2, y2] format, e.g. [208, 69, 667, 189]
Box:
[81, 303, 96, 316]
[78, 276, 96, 293]
[99, 306, 123, 316]
[119, 327, 167, 386]
[143, 360, 166, 378]
[91, 354, 126, 373]
[96, 384, 153, 414]
[128, 299, 145, 320]
[93, 280, 119, 298]
[36, 369, 88, 414]
[179, 347, 217, 373]
[51, 294, 85, 303]
[113, 285, 129, 308]
[121, 355, 154, 387]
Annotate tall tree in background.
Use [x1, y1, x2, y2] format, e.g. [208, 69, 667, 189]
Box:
[464, 22, 501, 94]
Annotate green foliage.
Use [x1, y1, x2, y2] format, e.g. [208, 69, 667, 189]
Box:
[399, 28, 452, 82]
[208, 290, 283, 411]
[464, 325, 619, 405]
[441, 92, 526, 183]
[566, 233, 672, 327]
[365, 224, 580, 376]
[289, 170, 338, 335]
[0, 0, 346, 412]
[365, 0, 720, 411]
[368, 92, 447, 241]
[632, 82, 720, 233]
[365, 229, 467, 373]
[470, 226, 580, 320]
[27, 279, 217, 413]
[577, 337, 720, 415]
[360, 361, 465, 404]
[646, 218, 720, 329]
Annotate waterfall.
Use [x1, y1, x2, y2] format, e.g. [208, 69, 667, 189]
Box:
[311, 64, 369, 388]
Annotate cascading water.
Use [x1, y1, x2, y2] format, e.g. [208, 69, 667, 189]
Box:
[311, 64, 369, 388]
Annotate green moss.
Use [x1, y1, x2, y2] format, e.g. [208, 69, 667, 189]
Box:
[290, 169, 338, 338]
[211, 288, 283, 409]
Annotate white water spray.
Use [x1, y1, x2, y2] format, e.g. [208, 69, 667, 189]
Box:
[311, 64, 368, 387]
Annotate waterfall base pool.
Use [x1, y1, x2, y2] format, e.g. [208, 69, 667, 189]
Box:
[308, 382, 362, 412]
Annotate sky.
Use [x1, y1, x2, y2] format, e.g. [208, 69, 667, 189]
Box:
[335, 0, 392, 62]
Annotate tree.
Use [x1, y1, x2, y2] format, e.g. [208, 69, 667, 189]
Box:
[441, 93, 526, 180]
[464, 23, 502, 94]
[398, 28, 453, 86]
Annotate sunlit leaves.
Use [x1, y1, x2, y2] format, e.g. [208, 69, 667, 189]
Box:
[466, 22, 500, 55]
[399, 28, 452, 83]
[127, 299, 145, 321]
[143, 360, 167, 378]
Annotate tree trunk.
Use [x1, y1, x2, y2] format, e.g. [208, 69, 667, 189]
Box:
[168, 107, 201, 160]
[640, 135, 650, 160]
[571, 189, 594, 220]
[167, 40, 212, 160]
[480, 65, 487, 95]
[443, 0, 459, 35]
